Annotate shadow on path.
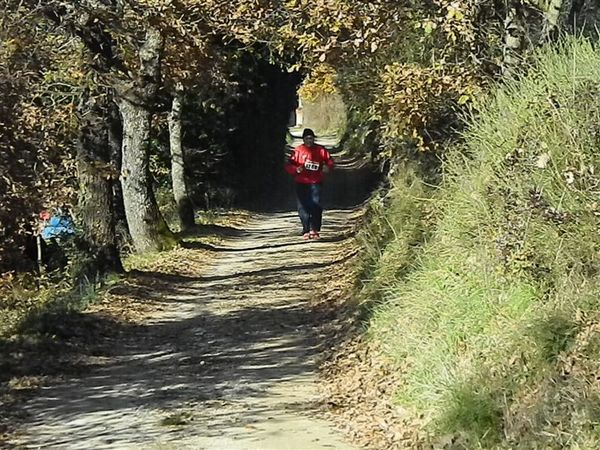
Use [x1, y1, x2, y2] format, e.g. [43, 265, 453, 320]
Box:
[9, 208, 363, 449]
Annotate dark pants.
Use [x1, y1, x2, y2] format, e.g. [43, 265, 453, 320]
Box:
[296, 183, 323, 233]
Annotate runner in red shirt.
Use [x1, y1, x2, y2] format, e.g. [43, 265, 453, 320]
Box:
[285, 128, 334, 240]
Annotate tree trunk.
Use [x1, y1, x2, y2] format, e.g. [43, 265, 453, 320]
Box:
[118, 98, 176, 253]
[502, 1, 526, 76]
[168, 84, 195, 231]
[543, 0, 566, 40]
[116, 28, 176, 253]
[108, 96, 132, 248]
[76, 90, 123, 274]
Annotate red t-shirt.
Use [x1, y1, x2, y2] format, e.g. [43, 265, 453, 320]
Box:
[285, 144, 334, 184]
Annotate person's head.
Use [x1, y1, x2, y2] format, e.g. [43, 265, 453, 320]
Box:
[302, 128, 315, 147]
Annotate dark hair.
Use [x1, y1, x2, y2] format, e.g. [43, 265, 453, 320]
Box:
[302, 128, 315, 138]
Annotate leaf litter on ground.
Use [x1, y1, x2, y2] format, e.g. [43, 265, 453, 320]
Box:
[312, 256, 433, 450]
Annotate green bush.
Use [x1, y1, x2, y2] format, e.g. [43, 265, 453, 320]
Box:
[363, 37, 600, 448]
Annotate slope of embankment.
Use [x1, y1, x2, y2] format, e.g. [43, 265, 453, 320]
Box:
[328, 37, 600, 449]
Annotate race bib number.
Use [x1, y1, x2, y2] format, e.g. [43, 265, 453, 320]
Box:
[304, 160, 320, 171]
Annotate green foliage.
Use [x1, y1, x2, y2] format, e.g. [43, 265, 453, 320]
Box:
[356, 166, 435, 310]
[362, 37, 600, 448]
[298, 64, 339, 102]
[155, 186, 180, 232]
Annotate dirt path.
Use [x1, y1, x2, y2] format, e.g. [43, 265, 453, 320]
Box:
[10, 209, 362, 450]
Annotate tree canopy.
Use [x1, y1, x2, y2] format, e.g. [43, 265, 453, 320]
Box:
[0, 0, 597, 271]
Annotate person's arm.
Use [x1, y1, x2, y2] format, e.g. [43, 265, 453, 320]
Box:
[284, 149, 304, 175]
[322, 149, 334, 173]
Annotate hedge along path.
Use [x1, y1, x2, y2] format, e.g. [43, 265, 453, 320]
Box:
[11, 207, 363, 449]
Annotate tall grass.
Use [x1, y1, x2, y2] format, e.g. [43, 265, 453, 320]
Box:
[355, 165, 434, 312]
[364, 37, 600, 448]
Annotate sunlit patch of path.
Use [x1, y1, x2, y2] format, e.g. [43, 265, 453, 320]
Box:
[12, 209, 362, 450]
